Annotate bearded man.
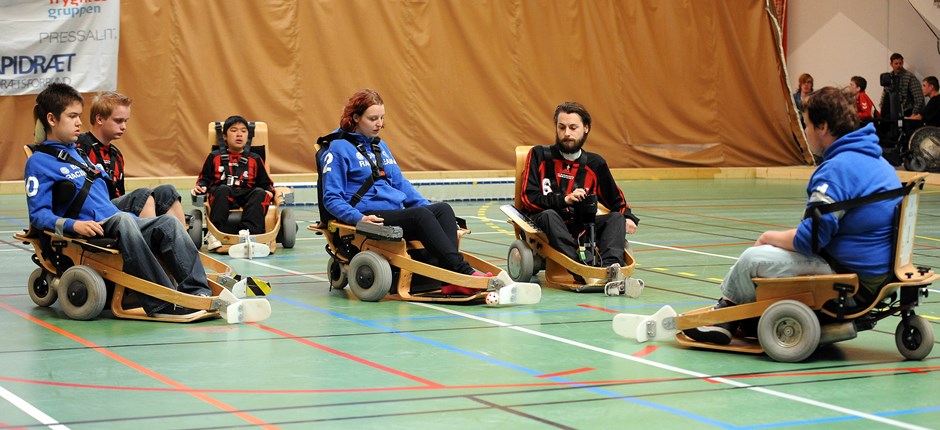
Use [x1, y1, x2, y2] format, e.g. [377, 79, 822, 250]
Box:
[519, 101, 639, 280]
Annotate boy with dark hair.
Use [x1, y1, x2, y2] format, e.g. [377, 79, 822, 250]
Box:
[25, 83, 212, 318]
[192, 116, 275, 244]
[849, 76, 878, 120]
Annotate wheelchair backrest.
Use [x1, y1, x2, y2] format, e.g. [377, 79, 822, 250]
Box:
[893, 174, 928, 280]
[207, 121, 270, 174]
[313, 141, 335, 225]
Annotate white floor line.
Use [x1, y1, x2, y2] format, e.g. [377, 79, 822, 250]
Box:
[629, 240, 740, 260]
[241, 259, 328, 282]
[412, 302, 930, 430]
[0, 385, 70, 430]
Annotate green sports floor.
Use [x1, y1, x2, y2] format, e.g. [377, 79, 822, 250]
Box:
[1, 178, 939, 430]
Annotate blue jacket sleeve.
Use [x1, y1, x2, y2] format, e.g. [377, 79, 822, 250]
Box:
[25, 155, 76, 234]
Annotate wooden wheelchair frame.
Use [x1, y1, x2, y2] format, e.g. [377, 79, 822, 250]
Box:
[674, 174, 937, 362]
[190, 121, 297, 254]
[16, 227, 238, 322]
[504, 145, 639, 292]
[308, 141, 514, 303]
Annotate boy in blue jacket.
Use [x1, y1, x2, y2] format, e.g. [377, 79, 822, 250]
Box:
[684, 86, 902, 345]
[24, 83, 211, 318]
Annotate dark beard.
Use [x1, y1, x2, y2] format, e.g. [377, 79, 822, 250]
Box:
[555, 133, 587, 155]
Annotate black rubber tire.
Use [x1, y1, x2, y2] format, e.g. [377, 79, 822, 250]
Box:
[27, 268, 57, 307]
[895, 315, 934, 360]
[758, 300, 821, 363]
[328, 257, 348, 290]
[188, 209, 204, 248]
[507, 240, 535, 282]
[347, 251, 392, 302]
[57, 265, 107, 321]
[280, 208, 297, 249]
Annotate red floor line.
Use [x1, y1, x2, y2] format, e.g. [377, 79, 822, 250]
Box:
[577, 304, 619, 314]
[632, 345, 659, 357]
[537, 367, 595, 378]
[251, 322, 444, 388]
[0, 302, 278, 430]
[0, 374, 677, 394]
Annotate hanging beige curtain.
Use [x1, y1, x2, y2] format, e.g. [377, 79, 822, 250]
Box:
[0, 0, 809, 181]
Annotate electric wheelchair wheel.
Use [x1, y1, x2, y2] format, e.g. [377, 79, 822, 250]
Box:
[758, 300, 821, 363]
[507, 240, 535, 282]
[57, 265, 107, 321]
[188, 209, 204, 248]
[348, 251, 392, 302]
[27, 268, 57, 307]
[327, 256, 348, 290]
[904, 155, 928, 172]
[279, 208, 297, 249]
[895, 315, 934, 360]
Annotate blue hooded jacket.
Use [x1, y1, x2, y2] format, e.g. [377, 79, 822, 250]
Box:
[24, 140, 120, 234]
[792, 123, 901, 277]
[318, 129, 428, 224]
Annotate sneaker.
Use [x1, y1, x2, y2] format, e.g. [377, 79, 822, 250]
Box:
[440, 271, 490, 296]
[681, 297, 738, 345]
[154, 304, 207, 319]
[205, 233, 222, 251]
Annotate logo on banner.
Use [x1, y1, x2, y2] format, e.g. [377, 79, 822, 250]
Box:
[0, 0, 120, 95]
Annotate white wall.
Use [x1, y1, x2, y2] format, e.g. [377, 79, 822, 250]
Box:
[787, 0, 940, 103]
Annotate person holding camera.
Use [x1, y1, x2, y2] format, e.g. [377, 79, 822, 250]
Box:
[879, 53, 924, 118]
[519, 102, 639, 280]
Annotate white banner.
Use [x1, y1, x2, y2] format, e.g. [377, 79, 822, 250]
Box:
[0, 0, 120, 96]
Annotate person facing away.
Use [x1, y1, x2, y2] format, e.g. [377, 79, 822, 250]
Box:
[880, 53, 925, 118]
[24, 83, 212, 318]
[318, 88, 487, 296]
[192, 115, 275, 239]
[908, 76, 940, 127]
[519, 101, 639, 281]
[849, 76, 878, 121]
[682, 86, 902, 345]
[76, 91, 186, 224]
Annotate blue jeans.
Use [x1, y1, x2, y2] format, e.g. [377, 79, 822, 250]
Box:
[101, 212, 211, 315]
[720, 245, 833, 304]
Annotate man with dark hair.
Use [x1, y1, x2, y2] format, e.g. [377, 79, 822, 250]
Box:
[684, 87, 902, 345]
[76, 91, 186, 224]
[25, 83, 212, 318]
[519, 101, 639, 282]
[192, 115, 274, 242]
[880, 53, 924, 117]
[909, 76, 940, 127]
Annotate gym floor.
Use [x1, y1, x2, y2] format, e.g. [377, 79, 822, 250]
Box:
[1, 177, 939, 430]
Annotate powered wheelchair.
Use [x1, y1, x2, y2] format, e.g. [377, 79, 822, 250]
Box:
[501, 146, 644, 296]
[614, 174, 936, 362]
[189, 121, 298, 257]
[18, 145, 271, 323]
[308, 133, 541, 305]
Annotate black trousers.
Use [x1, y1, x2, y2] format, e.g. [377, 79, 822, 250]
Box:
[209, 186, 267, 234]
[368, 202, 475, 275]
[530, 209, 626, 266]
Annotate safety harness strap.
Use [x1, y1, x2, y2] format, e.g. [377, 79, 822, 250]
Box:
[808, 182, 914, 255]
[28, 144, 101, 220]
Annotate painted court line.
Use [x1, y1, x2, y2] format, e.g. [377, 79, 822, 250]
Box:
[413, 302, 930, 430]
[0, 384, 70, 430]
